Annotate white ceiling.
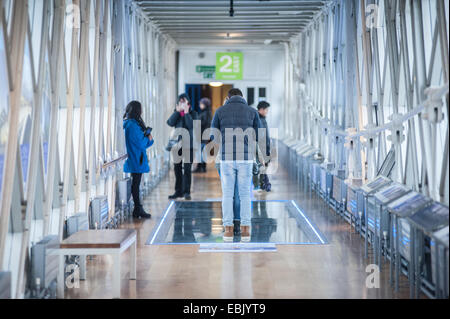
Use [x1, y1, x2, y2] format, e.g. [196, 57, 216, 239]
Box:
[134, 0, 330, 45]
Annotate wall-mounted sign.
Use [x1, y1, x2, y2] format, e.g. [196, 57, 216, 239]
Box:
[216, 52, 243, 80]
[196, 65, 216, 79]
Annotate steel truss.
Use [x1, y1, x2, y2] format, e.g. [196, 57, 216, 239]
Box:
[0, 0, 176, 298]
[283, 0, 449, 203]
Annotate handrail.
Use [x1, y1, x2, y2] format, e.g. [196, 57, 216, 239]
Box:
[102, 154, 128, 170]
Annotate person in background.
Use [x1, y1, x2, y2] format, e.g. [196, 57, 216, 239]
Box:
[254, 101, 272, 192]
[211, 88, 262, 242]
[123, 101, 154, 219]
[194, 97, 212, 173]
[167, 93, 198, 201]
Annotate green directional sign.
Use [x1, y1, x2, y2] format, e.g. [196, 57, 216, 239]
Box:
[216, 52, 243, 80]
[196, 65, 216, 79]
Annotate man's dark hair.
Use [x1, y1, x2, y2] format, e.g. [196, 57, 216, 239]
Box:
[178, 93, 191, 105]
[227, 88, 243, 98]
[257, 101, 271, 110]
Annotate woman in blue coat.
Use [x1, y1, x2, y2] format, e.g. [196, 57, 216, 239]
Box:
[123, 101, 154, 219]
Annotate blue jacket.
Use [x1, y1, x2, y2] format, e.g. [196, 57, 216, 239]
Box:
[123, 119, 154, 173]
[211, 96, 262, 161]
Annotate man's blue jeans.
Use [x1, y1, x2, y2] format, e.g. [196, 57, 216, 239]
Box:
[217, 168, 240, 221]
[220, 161, 253, 227]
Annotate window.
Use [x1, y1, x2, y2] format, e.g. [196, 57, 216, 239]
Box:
[259, 87, 266, 100]
[247, 87, 255, 106]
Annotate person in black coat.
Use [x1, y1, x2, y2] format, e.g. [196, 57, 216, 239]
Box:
[167, 93, 198, 200]
[194, 97, 212, 173]
[254, 101, 272, 191]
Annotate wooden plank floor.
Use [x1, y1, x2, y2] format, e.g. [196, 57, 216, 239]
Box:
[66, 164, 418, 299]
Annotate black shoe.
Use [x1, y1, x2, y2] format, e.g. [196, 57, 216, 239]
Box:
[169, 192, 183, 200]
[193, 167, 203, 173]
[133, 211, 151, 219]
[133, 206, 151, 219]
[184, 194, 192, 201]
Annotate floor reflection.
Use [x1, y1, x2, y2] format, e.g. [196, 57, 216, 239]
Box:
[148, 201, 327, 245]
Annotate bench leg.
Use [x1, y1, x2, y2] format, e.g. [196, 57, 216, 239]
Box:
[58, 254, 65, 299]
[80, 255, 86, 280]
[130, 241, 137, 280]
[113, 253, 121, 299]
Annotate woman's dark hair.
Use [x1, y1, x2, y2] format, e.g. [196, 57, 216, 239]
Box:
[178, 93, 191, 106]
[124, 101, 142, 120]
[124, 100, 148, 132]
[199, 97, 211, 110]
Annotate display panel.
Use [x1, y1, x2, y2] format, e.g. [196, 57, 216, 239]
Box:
[433, 226, 449, 246]
[360, 175, 391, 195]
[377, 147, 395, 177]
[408, 203, 449, 233]
[374, 183, 410, 204]
[320, 167, 327, 194]
[332, 175, 347, 203]
[387, 192, 431, 217]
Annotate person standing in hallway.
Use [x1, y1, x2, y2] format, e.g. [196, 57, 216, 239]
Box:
[194, 97, 212, 173]
[167, 94, 198, 201]
[123, 101, 154, 219]
[211, 89, 262, 242]
[253, 101, 272, 192]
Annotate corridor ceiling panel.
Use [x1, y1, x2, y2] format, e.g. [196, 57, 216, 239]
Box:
[134, 0, 330, 44]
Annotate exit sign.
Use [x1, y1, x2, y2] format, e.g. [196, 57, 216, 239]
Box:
[216, 52, 243, 80]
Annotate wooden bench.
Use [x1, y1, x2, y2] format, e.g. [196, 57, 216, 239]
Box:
[50, 229, 137, 299]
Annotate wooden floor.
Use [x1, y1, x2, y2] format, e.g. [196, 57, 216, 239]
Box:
[66, 164, 418, 299]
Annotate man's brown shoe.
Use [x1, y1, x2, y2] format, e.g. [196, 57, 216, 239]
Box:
[241, 226, 250, 242]
[223, 226, 234, 242]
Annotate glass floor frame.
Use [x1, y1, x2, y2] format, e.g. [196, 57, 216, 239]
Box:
[146, 200, 328, 246]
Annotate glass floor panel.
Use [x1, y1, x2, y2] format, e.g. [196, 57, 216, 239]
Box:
[147, 201, 327, 245]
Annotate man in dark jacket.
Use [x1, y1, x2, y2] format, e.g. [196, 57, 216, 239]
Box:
[211, 88, 262, 242]
[167, 94, 198, 200]
[254, 101, 272, 191]
[194, 97, 212, 173]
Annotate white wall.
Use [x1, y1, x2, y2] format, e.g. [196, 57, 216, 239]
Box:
[177, 44, 285, 131]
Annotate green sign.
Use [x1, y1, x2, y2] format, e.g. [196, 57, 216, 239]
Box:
[216, 52, 243, 80]
[196, 65, 216, 73]
[196, 65, 216, 79]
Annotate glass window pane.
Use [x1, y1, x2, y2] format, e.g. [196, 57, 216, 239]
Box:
[0, 25, 10, 203]
[18, 35, 34, 191]
[29, 0, 45, 74]
[41, 55, 51, 181]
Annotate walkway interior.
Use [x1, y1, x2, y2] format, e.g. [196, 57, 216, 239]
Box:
[66, 165, 414, 299]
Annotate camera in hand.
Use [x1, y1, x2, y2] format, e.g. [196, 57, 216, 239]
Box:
[144, 127, 152, 137]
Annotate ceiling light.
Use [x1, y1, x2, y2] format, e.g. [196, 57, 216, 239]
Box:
[209, 82, 224, 87]
[264, 39, 273, 45]
[277, 11, 303, 15]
